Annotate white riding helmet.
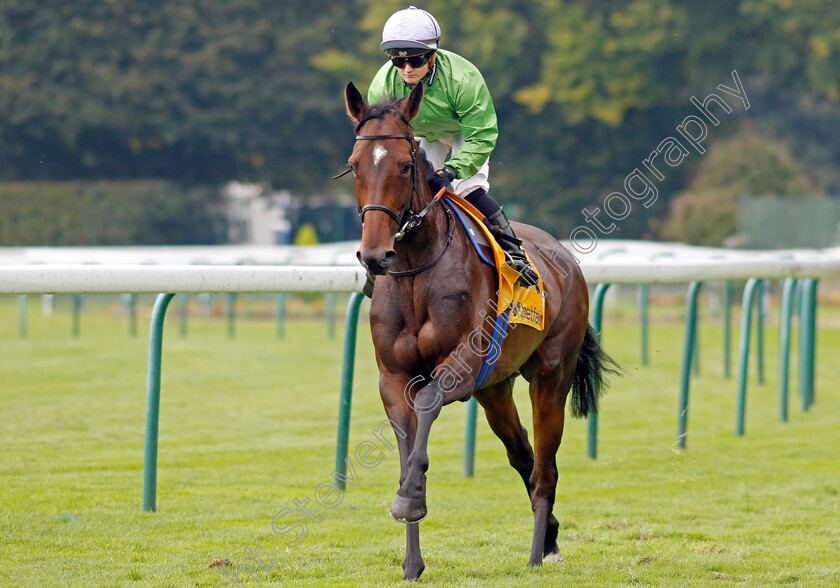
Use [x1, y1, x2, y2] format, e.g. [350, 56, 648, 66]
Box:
[381, 6, 441, 52]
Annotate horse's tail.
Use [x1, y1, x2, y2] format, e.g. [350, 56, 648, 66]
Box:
[570, 324, 620, 418]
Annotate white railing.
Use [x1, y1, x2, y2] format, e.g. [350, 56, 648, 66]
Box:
[0, 265, 366, 294]
[2, 241, 840, 293]
[3, 240, 839, 512]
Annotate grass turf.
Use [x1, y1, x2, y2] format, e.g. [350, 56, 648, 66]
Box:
[1, 294, 838, 586]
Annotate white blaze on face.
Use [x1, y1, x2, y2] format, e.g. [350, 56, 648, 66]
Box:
[372, 145, 388, 167]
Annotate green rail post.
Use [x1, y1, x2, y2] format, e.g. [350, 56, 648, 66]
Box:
[693, 319, 701, 376]
[756, 280, 765, 385]
[792, 279, 802, 320]
[72, 294, 83, 338]
[588, 283, 611, 460]
[334, 292, 365, 491]
[638, 284, 649, 366]
[463, 397, 478, 478]
[143, 292, 176, 512]
[18, 295, 27, 339]
[778, 278, 797, 422]
[179, 294, 188, 338]
[227, 293, 237, 339]
[735, 278, 761, 436]
[723, 281, 732, 379]
[677, 281, 702, 449]
[799, 279, 817, 412]
[276, 293, 287, 339]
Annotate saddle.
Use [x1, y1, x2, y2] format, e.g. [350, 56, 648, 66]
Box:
[439, 191, 546, 388]
[442, 191, 545, 332]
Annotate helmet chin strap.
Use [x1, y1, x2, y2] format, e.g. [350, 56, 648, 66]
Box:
[409, 55, 436, 87]
[425, 57, 437, 86]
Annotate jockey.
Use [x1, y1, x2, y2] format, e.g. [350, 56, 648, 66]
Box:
[368, 6, 539, 287]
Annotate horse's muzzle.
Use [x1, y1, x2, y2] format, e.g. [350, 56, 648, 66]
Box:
[357, 248, 397, 275]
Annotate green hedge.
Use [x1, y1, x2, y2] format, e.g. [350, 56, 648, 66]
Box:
[0, 181, 226, 246]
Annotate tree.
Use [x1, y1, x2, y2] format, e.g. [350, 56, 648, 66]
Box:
[514, 0, 686, 126]
[2, 0, 839, 244]
[0, 0, 362, 187]
[658, 127, 821, 246]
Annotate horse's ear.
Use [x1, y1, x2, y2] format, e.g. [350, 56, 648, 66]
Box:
[400, 82, 424, 122]
[345, 82, 368, 123]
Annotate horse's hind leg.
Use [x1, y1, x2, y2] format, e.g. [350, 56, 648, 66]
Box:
[527, 367, 574, 565]
[474, 378, 534, 494]
[475, 377, 563, 562]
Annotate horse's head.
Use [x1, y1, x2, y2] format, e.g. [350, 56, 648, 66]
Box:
[344, 81, 426, 275]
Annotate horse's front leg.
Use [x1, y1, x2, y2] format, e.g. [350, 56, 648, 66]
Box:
[391, 374, 470, 524]
[403, 522, 423, 581]
[393, 420, 424, 580]
[379, 373, 425, 580]
[394, 416, 424, 581]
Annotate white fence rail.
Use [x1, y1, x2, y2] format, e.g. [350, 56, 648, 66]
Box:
[3, 240, 839, 512]
[0, 265, 366, 294]
[2, 241, 840, 294]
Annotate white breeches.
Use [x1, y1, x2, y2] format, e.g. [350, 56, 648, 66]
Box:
[418, 134, 490, 197]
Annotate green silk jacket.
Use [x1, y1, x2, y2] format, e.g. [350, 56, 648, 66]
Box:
[367, 49, 499, 179]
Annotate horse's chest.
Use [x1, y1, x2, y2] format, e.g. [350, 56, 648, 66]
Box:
[372, 284, 476, 373]
[390, 330, 422, 371]
[383, 320, 445, 371]
[375, 313, 463, 373]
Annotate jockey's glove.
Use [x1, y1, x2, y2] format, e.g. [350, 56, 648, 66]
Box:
[428, 166, 457, 194]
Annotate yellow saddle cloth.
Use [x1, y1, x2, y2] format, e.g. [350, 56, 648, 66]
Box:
[441, 190, 545, 331]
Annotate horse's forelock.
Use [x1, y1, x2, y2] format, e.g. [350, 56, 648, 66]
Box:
[354, 99, 434, 180]
[354, 99, 411, 134]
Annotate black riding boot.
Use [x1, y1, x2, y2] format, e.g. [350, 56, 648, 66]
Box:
[465, 189, 540, 287]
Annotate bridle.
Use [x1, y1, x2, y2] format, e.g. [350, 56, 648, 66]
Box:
[353, 133, 423, 241]
[350, 132, 447, 242]
[335, 126, 455, 277]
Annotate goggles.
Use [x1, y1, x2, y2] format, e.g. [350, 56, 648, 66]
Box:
[388, 50, 433, 69]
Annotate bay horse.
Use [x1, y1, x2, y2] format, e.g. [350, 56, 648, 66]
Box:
[343, 81, 615, 581]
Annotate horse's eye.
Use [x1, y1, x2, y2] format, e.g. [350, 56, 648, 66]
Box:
[348, 162, 358, 177]
[400, 162, 412, 176]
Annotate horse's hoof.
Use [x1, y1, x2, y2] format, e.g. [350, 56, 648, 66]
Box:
[543, 550, 565, 564]
[401, 564, 424, 582]
[390, 494, 427, 523]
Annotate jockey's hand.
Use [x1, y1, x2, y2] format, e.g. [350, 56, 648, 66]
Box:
[428, 166, 457, 195]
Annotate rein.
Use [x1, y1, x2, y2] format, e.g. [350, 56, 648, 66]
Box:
[388, 204, 455, 277]
[338, 127, 453, 278]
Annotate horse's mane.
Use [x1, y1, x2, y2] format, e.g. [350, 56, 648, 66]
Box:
[355, 97, 435, 181]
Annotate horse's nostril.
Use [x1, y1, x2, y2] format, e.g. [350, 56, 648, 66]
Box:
[382, 250, 397, 268]
[358, 249, 396, 275]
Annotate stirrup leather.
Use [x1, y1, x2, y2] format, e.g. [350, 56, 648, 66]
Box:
[485, 209, 540, 287]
